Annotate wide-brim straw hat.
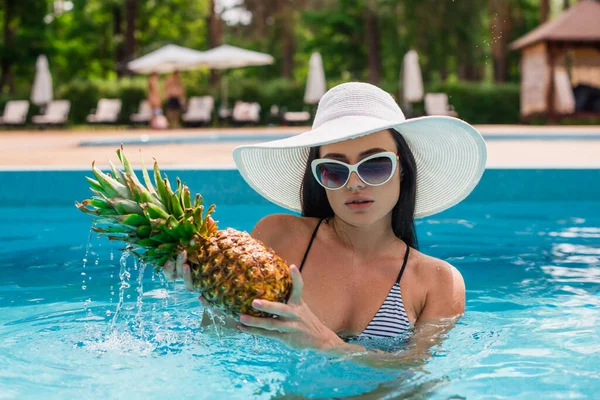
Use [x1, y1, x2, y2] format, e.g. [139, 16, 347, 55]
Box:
[233, 82, 487, 218]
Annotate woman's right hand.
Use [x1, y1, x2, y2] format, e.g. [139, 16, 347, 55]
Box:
[163, 250, 194, 292]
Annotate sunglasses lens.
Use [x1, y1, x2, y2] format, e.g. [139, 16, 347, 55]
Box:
[358, 156, 394, 185]
[316, 163, 349, 189]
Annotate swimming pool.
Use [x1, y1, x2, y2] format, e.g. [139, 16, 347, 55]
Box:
[1, 169, 599, 399]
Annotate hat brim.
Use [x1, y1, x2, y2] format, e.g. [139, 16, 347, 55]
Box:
[233, 115, 487, 218]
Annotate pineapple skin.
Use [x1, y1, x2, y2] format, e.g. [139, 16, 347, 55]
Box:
[188, 228, 292, 319]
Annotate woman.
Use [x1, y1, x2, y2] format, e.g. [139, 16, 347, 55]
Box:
[148, 72, 166, 129]
[164, 70, 186, 128]
[165, 82, 487, 363]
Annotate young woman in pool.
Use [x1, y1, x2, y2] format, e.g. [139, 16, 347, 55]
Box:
[164, 82, 487, 362]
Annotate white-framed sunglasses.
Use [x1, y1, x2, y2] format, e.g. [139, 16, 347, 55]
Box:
[311, 151, 400, 190]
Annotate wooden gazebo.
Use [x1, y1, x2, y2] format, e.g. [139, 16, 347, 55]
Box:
[510, 0, 600, 121]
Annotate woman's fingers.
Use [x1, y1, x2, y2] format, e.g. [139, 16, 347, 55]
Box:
[287, 265, 304, 305]
[163, 260, 176, 281]
[182, 264, 194, 291]
[239, 325, 281, 339]
[252, 299, 296, 319]
[175, 250, 187, 279]
[240, 314, 293, 332]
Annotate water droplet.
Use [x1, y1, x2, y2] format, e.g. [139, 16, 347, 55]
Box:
[106, 310, 112, 316]
[81, 272, 86, 276]
[82, 285, 87, 290]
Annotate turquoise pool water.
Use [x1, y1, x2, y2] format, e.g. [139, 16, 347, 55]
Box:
[1, 169, 599, 399]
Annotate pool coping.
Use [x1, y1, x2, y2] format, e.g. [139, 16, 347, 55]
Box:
[1, 125, 600, 170]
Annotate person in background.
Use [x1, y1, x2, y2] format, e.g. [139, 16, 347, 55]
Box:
[148, 72, 167, 129]
[164, 70, 186, 128]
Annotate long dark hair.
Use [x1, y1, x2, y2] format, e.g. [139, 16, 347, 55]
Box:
[300, 129, 419, 249]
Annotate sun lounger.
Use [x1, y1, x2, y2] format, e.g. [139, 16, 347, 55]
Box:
[130, 100, 152, 125]
[281, 109, 311, 126]
[0, 100, 30, 126]
[86, 99, 122, 124]
[231, 101, 261, 125]
[31, 100, 71, 127]
[424, 93, 458, 117]
[182, 96, 214, 126]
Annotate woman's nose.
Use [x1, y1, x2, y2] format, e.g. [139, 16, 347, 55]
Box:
[346, 171, 365, 190]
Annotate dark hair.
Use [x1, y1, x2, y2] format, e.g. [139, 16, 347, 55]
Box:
[300, 129, 419, 249]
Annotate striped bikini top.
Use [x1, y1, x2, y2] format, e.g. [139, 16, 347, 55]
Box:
[298, 218, 411, 339]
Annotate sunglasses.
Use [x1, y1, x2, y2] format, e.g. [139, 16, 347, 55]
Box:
[311, 151, 399, 190]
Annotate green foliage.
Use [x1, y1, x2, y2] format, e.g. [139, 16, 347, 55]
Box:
[0, 0, 585, 125]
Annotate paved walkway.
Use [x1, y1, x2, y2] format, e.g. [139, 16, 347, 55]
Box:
[1, 125, 599, 169]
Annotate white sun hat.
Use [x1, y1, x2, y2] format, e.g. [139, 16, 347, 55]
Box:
[232, 82, 487, 218]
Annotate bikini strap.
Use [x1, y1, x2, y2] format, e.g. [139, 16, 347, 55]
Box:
[299, 218, 326, 273]
[395, 244, 410, 283]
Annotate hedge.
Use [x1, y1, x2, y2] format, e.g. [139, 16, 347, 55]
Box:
[427, 81, 521, 124]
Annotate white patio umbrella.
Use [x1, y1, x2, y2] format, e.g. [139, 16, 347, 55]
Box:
[402, 50, 424, 105]
[189, 44, 274, 69]
[187, 44, 275, 108]
[31, 55, 53, 107]
[304, 52, 326, 104]
[127, 44, 206, 74]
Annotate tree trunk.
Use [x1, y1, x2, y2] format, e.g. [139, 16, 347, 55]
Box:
[563, 0, 570, 10]
[0, 0, 16, 95]
[278, 0, 295, 79]
[540, 0, 550, 23]
[365, 1, 382, 84]
[208, 0, 222, 87]
[113, 5, 124, 77]
[488, 0, 512, 83]
[124, 0, 137, 75]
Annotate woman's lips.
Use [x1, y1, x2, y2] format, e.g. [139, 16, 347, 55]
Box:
[345, 200, 374, 211]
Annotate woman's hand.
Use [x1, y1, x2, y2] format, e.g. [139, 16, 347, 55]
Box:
[163, 250, 194, 291]
[238, 265, 343, 351]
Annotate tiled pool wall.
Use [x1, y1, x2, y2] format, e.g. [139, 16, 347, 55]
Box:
[0, 169, 599, 207]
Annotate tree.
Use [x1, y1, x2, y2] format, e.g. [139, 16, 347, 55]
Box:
[0, 0, 17, 94]
[365, 0, 382, 84]
[0, 0, 48, 94]
[207, 0, 222, 86]
[540, 0, 550, 22]
[488, 0, 513, 82]
[123, 0, 137, 72]
[278, 0, 295, 79]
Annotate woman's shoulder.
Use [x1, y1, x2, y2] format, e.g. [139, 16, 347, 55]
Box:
[409, 249, 464, 291]
[409, 248, 465, 317]
[250, 214, 320, 248]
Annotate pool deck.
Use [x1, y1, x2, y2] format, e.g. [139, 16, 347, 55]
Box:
[1, 125, 599, 170]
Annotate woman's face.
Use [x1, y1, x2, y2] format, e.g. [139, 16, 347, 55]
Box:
[318, 130, 401, 226]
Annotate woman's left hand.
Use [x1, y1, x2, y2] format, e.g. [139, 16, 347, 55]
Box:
[239, 265, 342, 351]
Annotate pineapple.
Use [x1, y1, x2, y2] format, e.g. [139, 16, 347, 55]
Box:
[76, 146, 292, 319]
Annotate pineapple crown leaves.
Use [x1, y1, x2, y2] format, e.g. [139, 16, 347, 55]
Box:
[75, 145, 218, 268]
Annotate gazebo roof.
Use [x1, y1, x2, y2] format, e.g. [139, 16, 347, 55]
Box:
[510, 0, 600, 50]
